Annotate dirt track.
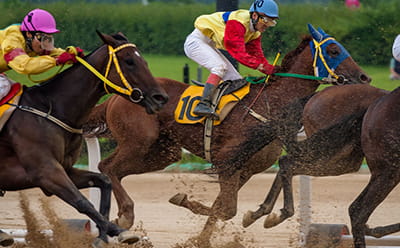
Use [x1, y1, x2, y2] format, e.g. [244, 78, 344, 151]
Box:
[1, 172, 399, 248]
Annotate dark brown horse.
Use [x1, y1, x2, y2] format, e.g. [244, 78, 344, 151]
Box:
[83, 24, 370, 244]
[349, 86, 400, 248]
[242, 84, 388, 230]
[0, 31, 168, 248]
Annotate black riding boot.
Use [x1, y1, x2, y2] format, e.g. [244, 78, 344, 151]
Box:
[193, 83, 218, 118]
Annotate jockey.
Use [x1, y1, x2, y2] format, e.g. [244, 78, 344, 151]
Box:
[0, 8, 84, 99]
[184, 0, 280, 118]
[392, 34, 400, 62]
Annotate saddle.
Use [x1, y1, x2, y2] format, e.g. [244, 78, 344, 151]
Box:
[174, 79, 250, 125]
[0, 83, 23, 131]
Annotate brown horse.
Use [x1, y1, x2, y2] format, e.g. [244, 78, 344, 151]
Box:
[83, 24, 370, 244]
[0, 31, 168, 248]
[349, 86, 400, 248]
[242, 84, 388, 230]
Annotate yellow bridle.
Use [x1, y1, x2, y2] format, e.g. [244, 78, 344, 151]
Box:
[72, 43, 144, 102]
[312, 37, 340, 79]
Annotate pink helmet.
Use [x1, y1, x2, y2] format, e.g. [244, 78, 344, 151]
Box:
[20, 9, 59, 33]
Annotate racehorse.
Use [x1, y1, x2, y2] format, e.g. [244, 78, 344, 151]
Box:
[83, 24, 370, 244]
[0, 31, 168, 248]
[349, 86, 400, 248]
[241, 84, 388, 230]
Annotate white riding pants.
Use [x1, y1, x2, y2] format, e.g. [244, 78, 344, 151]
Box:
[184, 29, 242, 81]
[393, 34, 400, 62]
[0, 74, 12, 100]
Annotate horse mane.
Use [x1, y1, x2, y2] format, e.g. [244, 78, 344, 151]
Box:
[280, 35, 312, 71]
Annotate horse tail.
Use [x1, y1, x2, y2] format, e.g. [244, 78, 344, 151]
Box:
[83, 99, 111, 138]
[284, 109, 367, 164]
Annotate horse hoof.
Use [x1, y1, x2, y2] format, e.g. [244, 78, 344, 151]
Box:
[113, 215, 132, 229]
[242, 210, 257, 228]
[91, 238, 107, 248]
[118, 231, 140, 244]
[169, 193, 187, 206]
[263, 212, 280, 228]
[0, 232, 14, 247]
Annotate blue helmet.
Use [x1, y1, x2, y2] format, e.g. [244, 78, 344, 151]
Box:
[249, 0, 279, 18]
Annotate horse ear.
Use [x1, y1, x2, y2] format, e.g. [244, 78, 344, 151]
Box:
[96, 30, 117, 47]
[317, 27, 328, 37]
[116, 32, 128, 41]
[307, 23, 323, 42]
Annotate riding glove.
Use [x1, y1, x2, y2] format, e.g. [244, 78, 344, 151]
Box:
[56, 52, 77, 65]
[66, 46, 85, 58]
[257, 63, 275, 75]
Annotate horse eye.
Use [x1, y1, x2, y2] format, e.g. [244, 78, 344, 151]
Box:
[328, 46, 341, 57]
[125, 58, 134, 65]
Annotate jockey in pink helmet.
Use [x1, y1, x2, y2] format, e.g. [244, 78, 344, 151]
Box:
[0, 8, 83, 100]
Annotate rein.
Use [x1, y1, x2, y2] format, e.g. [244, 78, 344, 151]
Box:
[75, 43, 144, 103]
[10, 43, 142, 134]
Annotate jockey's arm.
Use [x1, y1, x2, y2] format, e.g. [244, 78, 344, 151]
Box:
[224, 20, 269, 69]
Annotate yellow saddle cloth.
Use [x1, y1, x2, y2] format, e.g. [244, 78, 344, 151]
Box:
[174, 83, 250, 125]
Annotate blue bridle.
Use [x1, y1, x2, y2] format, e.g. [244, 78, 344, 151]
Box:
[308, 24, 350, 79]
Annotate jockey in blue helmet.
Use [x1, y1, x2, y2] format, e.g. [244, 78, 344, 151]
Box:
[184, 0, 280, 118]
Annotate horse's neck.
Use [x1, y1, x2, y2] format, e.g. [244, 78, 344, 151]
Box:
[265, 47, 320, 113]
[31, 65, 104, 125]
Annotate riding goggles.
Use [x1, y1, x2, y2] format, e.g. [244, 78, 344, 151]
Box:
[258, 16, 277, 27]
[35, 33, 55, 51]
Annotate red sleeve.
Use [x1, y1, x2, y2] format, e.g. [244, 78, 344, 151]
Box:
[224, 20, 269, 69]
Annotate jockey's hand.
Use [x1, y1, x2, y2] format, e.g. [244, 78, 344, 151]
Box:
[66, 46, 85, 58]
[56, 52, 77, 65]
[257, 63, 275, 75]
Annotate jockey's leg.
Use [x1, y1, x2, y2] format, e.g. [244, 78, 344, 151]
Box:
[0, 74, 11, 100]
[193, 74, 220, 118]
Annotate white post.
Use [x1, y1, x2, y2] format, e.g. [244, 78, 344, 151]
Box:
[85, 137, 101, 234]
[299, 175, 311, 247]
[142, 0, 148, 5]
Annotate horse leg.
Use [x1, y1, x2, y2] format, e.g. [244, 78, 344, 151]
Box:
[67, 168, 112, 219]
[349, 170, 400, 248]
[170, 169, 241, 219]
[170, 170, 241, 245]
[0, 230, 14, 247]
[98, 151, 135, 229]
[242, 172, 282, 228]
[36, 164, 138, 246]
[242, 155, 297, 228]
[263, 156, 295, 228]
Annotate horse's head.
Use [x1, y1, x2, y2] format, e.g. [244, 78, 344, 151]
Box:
[96, 30, 168, 114]
[307, 24, 371, 85]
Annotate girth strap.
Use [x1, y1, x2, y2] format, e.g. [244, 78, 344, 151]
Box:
[7, 103, 83, 134]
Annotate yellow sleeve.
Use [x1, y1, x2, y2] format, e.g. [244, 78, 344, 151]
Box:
[7, 54, 57, 75]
